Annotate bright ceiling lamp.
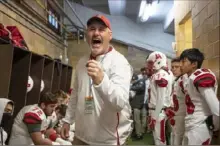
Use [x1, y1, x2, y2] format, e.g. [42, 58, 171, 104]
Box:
[138, 0, 146, 17]
[138, 0, 158, 22]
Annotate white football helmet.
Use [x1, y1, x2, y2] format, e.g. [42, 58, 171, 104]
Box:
[40, 80, 45, 92]
[27, 76, 34, 93]
[146, 51, 167, 71]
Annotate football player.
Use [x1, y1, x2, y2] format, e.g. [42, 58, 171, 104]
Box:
[170, 57, 187, 145]
[9, 92, 63, 145]
[180, 48, 219, 145]
[146, 51, 174, 145]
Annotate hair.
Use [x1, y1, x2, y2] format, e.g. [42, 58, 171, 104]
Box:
[7, 101, 14, 107]
[171, 57, 181, 63]
[38, 92, 58, 106]
[132, 74, 138, 81]
[180, 48, 204, 68]
[140, 67, 145, 72]
[54, 90, 68, 99]
[55, 104, 67, 117]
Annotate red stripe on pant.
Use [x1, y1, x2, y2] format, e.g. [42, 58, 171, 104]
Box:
[116, 112, 120, 145]
[160, 119, 166, 143]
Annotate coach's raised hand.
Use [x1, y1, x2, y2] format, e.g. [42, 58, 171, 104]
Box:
[86, 60, 104, 85]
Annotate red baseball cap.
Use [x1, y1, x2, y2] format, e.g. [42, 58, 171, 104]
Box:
[87, 15, 111, 30]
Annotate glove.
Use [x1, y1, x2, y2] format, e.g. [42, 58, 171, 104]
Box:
[147, 116, 151, 124]
[52, 141, 60, 145]
[56, 138, 72, 145]
[164, 108, 175, 119]
[48, 132, 58, 142]
[148, 117, 156, 130]
[170, 118, 175, 126]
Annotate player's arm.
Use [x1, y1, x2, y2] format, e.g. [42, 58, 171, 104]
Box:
[23, 112, 56, 145]
[195, 73, 219, 130]
[199, 87, 219, 131]
[152, 78, 168, 120]
[199, 87, 219, 116]
[194, 73, 219, 116]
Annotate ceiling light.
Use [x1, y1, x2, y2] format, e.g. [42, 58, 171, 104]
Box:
[138, 0, 146, 17]
[138, 0, 158, 22]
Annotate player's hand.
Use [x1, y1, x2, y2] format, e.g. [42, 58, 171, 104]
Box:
[60, 122, 70, 140]
[86, 60, 104, 85]
[148, 118, 156, 130]
[165, 108, 175, 119]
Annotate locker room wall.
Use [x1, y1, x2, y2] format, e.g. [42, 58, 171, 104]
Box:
[174, 0, 220, 97]
[0, 1, 64, 60]
[174, 1, 220, 144]
[0, 1, 73, 116]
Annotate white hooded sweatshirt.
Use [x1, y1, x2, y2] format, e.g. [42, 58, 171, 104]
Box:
[63, 47, 133, 145]
[0, 98, 14, 145]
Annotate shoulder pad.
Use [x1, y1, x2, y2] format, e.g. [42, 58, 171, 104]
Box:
[155, 78, 168, 87]
[23, 112, 42, 124]
[193, 70, 202, 76]
[193, 68, 211, 76]
[193, 72, 216, 88]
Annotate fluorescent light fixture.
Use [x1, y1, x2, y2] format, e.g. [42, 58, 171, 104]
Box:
[138, 0, 158, 22]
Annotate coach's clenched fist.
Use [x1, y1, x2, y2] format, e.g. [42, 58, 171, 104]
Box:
[86, 60, 104, 85]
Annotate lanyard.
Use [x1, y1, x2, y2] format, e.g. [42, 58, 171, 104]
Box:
[0, 127, 3, 145]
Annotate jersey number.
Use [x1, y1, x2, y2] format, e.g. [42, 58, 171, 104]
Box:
[185, 94, 195, 114]
[32, 107, 43, 116]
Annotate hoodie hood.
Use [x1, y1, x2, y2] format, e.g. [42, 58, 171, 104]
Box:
[0, 98, 14, 123]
